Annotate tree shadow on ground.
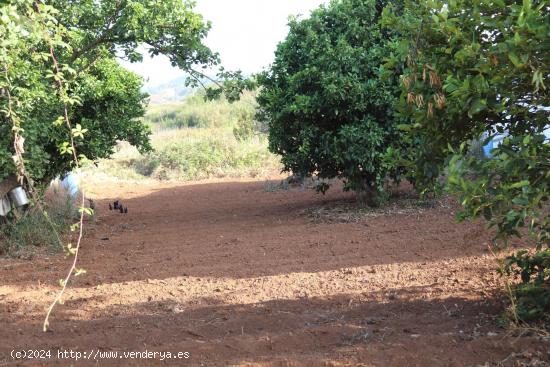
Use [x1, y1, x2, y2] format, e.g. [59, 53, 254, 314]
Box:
[0, 289, 546, 367]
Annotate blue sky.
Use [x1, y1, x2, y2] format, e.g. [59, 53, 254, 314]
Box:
[121, 0, 328, 88]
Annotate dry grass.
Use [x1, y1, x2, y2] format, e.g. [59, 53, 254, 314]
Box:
[0, 184, 80, 255]
[302, 191, 451, 223]
[81, 127, 282, 185]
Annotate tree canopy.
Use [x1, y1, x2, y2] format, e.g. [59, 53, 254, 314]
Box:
[384, 0, 549, 322]
[383, 0, 549, 189]
[0, 0, 220, 184]
[257, 0, 410, 201]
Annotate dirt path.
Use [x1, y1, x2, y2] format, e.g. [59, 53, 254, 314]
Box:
[0, 180, 548, 366]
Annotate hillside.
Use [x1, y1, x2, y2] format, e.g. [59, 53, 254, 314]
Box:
[144, 76, 203, 105]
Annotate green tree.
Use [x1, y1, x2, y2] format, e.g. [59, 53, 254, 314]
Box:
[257, 0, 410, 203]
[384, 0, 549, 322]
[0, 0, 220, 184]
[383, 0, 549, 190]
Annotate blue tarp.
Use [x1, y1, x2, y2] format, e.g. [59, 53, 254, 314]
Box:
[482, 127, 549, 158]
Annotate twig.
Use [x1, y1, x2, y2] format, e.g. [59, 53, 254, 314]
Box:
[486, 241, 519, 326]
[43, 193, 85, 332]
[39, 6, 88, 332]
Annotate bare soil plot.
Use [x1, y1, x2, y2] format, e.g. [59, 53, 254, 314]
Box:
[0, 180, 548, 366]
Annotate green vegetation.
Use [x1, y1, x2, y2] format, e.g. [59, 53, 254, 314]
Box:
[83, 92, 280, 183]
[144, 91, 258, 130]
[384, 0, 549, 323]
[257, 0, 411, 204]
[0, 186, 79, 255]
[383, 0, 549, 192]
[0, 0, 222, 185]
[84, 127, 279, 182]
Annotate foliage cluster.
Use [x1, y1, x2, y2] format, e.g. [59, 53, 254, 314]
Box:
[257, 0, 410, 202]
[82, 127, 280, 183]
[383, 0, 549, 323]
[383, 0, 549, 190]
[0, 0, 225, 185]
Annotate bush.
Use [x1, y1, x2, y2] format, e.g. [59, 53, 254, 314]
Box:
[1, 186, 79, 254]
[385, 0, 549, 323]
[257, 0, 411, 201]
[232, 107, 257, 142]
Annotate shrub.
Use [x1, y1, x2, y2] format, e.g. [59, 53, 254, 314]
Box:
[1, 186, 79, 254]
[257, 0, 411, 202]
[233, 107, 257, 142]
[385, 0, 549, 322]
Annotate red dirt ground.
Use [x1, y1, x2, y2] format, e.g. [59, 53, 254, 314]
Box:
[0, 179, 548, 366]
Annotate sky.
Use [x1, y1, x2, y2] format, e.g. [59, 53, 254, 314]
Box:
[120, 0, 328, 88]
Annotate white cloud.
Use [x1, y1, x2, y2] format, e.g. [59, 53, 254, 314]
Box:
[120, 0, 328, 88]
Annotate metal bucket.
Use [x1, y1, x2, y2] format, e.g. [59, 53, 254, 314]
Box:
[8, 187, 29, 207]
[0, 196, 11, 216]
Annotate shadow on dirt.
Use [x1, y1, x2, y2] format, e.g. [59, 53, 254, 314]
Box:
[1, 291, 545, 367]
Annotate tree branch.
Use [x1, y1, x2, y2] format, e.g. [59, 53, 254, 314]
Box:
[70, 0, 126, 62]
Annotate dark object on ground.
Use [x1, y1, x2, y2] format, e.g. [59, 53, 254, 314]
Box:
[124, 207, 128, 214]
[114, 200, 119, 210]
[109, 203, 113, 210]
[100, 237, 109, 241]
[119, 206, 124, 213]
[88, 199, 95, 210]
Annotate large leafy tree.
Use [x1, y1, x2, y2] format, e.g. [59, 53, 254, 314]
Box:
[52, 0, 218, 73]
[257, 0, 409, 202]
[383, 0, 549, 190]
[384, 0, 549, 322]
[0, 0, 220, 184]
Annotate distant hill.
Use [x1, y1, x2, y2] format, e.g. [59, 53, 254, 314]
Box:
[144, 76, 209, 105]
[144, 73, 251, 105]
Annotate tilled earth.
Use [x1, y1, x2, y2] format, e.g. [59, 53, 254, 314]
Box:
[0, 180, 548, 366]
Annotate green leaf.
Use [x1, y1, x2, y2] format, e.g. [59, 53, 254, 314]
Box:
[508, 52, 524, 68]
[510, 180, 530, 189]
[468, 99, 486, 117]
